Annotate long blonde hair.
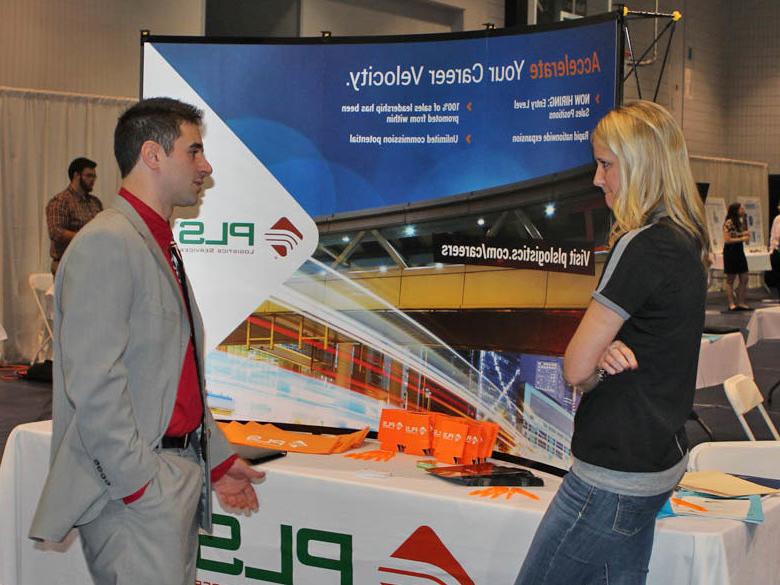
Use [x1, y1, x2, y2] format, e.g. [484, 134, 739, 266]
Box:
[592, 100, 709, 267]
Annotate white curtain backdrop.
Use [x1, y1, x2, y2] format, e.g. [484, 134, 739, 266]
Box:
[0, 86, 133, 362]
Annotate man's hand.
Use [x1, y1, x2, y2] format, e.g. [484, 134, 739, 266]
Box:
[213, 458, 265, 515]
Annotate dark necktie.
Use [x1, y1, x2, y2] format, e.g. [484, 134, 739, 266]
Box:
[169, 242, 208, 458]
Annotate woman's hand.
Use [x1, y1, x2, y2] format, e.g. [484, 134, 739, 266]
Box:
[564, 301, 626, 389]
[598, 340, 638, 375]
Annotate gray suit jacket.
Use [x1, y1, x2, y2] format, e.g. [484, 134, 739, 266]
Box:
[29, 197, 233, 543]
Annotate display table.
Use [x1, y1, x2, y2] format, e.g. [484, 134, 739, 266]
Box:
[697, 332, 754, 389]
[2, 421, 780, 585]
[710, 251, 772, 273]
[746, 307, 780, 347]
[746, 307, 780, 403]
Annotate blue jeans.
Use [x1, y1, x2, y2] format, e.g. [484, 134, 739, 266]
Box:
[514, 471, 671, 585]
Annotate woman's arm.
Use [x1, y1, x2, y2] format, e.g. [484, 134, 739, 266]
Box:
[722, 221, 748, 244]
[564, 301, 638, 393]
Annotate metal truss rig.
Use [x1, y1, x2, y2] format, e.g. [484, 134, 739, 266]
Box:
[617, 4, 682, 102]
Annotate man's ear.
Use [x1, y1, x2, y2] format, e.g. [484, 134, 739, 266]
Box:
[139, 140, 163, 170]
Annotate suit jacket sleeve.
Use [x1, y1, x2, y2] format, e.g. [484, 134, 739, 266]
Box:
[206, 408, 235, 471]
[58, 227, 159, 500]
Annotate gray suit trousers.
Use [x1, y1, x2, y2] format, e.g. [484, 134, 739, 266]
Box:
[78, 448, 203, 585]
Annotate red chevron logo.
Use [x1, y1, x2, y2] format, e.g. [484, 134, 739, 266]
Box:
[377, 525, 474, 585]
[265, 217, 303, 258]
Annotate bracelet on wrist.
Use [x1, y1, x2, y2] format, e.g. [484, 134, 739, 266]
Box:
[595, 367, 607, 383]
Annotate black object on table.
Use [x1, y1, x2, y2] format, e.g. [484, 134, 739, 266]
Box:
[428, 463, 544, 487]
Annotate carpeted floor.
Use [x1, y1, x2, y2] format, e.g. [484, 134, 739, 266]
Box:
[1, 290, 779, 464]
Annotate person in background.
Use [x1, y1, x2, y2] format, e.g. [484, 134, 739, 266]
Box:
[771, 204, 780, 253]
[29, 98, 264, 585]
[514, 101, 708, 585]
[722, 202, 751, 311]
[769, 203, 780, 298]
[45, 157, 103, 275]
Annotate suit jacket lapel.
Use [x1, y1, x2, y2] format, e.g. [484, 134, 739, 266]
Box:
[111, 197, 188, 320]
[112, 197, 207, 384]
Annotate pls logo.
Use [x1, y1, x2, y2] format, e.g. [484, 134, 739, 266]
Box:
[378, 526, 475, 585]
[265, 217, 303, 257]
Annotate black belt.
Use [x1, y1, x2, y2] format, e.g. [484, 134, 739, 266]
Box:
[160, 431, 197, 450]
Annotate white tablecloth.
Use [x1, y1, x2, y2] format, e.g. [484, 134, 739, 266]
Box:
[2, 421, 780, 585]
[697, 332, 754, 388]
[746, 307, 780, 347]
[710, 251, 772, 272]
[0, 322, 6, 342]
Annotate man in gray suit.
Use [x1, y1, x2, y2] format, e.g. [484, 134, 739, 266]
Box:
[29, 97, 264, 585]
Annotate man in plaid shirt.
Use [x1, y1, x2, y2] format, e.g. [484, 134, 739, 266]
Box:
[46, 157, 103, 274]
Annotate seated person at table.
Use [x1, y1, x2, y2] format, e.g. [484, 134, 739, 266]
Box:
[514, 101, 708, 585]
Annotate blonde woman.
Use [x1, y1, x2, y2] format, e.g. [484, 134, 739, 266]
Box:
[514, 101, 708, 585]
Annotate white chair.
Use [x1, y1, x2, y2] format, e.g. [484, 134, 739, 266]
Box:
[688, 441, 780, 479]
[0, 322, 7, 364]
[28, 272, 54, 364]
[722, 374, 780, 441]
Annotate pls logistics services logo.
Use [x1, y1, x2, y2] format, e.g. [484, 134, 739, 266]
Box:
[378, 526, 475, 585]
[265, 217, 304, 258]
[176, 216, 304, 259]
[197, 518, 475, 584]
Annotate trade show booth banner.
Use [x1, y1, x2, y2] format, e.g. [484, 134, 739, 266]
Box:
[142, 13, 620, 469]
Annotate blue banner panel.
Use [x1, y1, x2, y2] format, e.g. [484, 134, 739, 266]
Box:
[150, 17, 617, 218]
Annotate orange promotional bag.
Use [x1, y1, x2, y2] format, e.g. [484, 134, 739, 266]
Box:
[430, 414, 469, 464]
[378, 409, 407, 451]
[400, 411, 432, 455]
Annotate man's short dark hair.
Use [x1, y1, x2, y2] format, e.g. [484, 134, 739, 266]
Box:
[114, 97, 204, 178]
[68, 157, 97, 180]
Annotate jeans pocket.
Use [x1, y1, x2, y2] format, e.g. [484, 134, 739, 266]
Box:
[612, 493, 666, 537]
